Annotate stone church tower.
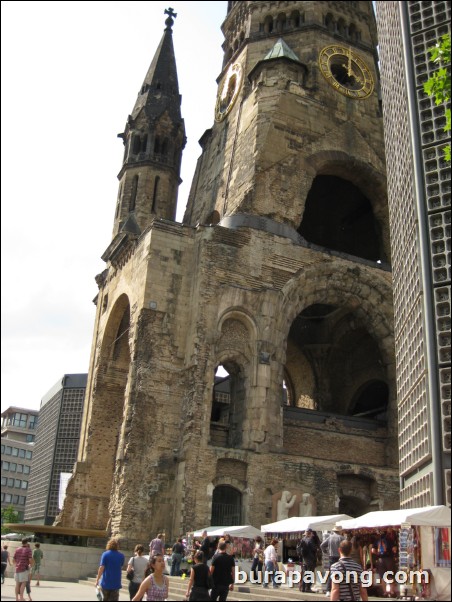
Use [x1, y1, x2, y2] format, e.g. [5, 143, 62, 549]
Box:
[58, 2, 400, 543]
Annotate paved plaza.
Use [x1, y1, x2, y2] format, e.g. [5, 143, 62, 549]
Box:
[0, 579, 130, 602]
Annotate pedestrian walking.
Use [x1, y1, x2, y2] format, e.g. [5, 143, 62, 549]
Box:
[262, 538, 280, 589]
[170, 538, 184, 576]
[210, 540, 235, 601]
[184, 551, 211, 601]
[321, 525, 344, 595]
[330, 539, 368, 601]
[250, 536, 264, 581]
[132, 554, 169, 601]
[13, 538, 33, 602]
[32, 543, 43, 586]
[95, 538, 125, 602]
[149, 533, 165, 557]
[126, 544, 149, 600]
[1, 544, 12, 584]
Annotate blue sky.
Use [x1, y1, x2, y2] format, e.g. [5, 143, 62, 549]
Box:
[1, 1, 226, 411]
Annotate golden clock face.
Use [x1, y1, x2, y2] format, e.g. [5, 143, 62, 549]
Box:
[215, 63, 243, 122]
[319, 45, 374, 99]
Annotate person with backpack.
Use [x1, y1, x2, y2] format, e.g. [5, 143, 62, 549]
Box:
[298, 529, 319, 593]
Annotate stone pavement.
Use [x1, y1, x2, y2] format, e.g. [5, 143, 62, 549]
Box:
[0, 578, 130, 602]
[1, 575, 395, 602]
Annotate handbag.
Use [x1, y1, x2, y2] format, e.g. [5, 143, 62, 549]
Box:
[126, 557, 135, 581]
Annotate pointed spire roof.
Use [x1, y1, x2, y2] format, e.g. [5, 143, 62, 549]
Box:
[248, 37, 306, 82]
[264, 38, 302, 63]
[131, 8, 181, 121]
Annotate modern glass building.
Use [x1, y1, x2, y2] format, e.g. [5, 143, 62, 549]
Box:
[24, 374, 87, 524]
[375, 1, 450, 507]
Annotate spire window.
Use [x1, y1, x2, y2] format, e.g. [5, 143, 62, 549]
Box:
[129, 175, 139, 212]
[152, 176, 160, 213]
[154, 137, 161, 154]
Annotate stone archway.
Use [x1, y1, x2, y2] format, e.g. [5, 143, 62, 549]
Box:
[337, 473, 379, 517]
[211, 485, 242, 526]
[56, 294, 132, 531]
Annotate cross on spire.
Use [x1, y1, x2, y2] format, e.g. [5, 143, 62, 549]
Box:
[164, 7, 177, 31]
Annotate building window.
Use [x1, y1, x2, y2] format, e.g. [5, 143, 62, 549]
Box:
[12, 447, 18, 456]
[25, 451, 32, 460]
[4, 446, 12, 455]
[10, 413, 27, 427]
[28, 416, 38, 430]
[26, 435, 35, 443]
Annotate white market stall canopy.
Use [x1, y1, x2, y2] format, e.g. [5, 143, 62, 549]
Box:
[261, 514, 353, 535]
[191, 525, 263, 539]
[338, 505, 451, 530]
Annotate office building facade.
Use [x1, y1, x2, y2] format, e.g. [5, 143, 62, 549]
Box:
[375, 1, 450, 506]
[24, 374, 87, 524]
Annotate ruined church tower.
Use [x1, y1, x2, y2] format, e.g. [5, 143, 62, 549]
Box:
[59, 2, 399, 544]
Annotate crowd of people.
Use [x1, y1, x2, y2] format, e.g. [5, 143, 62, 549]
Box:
[94, 531, 237, 602]
[3, 526, 402, 601]
[1, 538, 44, 602]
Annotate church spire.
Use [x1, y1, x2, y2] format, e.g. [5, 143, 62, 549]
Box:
[112, 7, 186, 240]
[130, 7, 181, 123]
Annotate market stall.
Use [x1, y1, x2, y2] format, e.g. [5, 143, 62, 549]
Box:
[186, 525, 263, 571]
[261, 514, 353, 563]
[338, 505, 451, 600]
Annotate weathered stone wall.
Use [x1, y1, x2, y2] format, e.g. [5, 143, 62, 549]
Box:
[60, 1, 399, 545]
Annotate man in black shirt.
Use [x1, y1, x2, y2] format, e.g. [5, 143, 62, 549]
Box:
[210, 541, 235, 601]
[200, 531, 210, 561]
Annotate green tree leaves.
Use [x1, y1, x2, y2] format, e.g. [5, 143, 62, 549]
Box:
[424, 34, 451, 162]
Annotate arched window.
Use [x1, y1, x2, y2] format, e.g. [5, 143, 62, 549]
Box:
[161, 138, 169, 157]
[337, 18, 347, 37]
[350, 381, 389, 420]
[264, 15, 274, 34]
[325, 13, 335, 33]
[132, 135, 141, 155]
[349, 24, 358, 42]
[154, 137, 161, 154]
[210, 361, 246, 448]
[129, 175, 139, 212]
[140, 134, 148, 153]
[298, 175, 381, 261]
[290, 10, 301, 28]
[276, 13, 287, 32]
[211, 486, 242, 526]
